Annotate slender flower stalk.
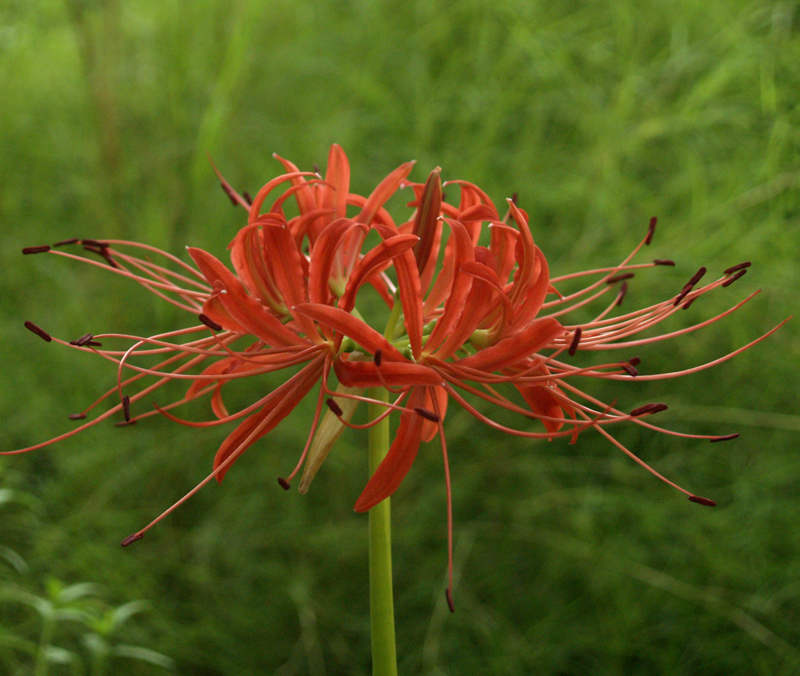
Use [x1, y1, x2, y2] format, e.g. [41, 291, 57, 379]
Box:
[368, 386, 397, 676]
[10, 145, 788, 626]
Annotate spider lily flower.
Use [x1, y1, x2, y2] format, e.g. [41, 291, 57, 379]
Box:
[10, 147, 419, 537]
[11, 146, 787, 610]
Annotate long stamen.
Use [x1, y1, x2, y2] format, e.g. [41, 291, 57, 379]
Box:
[121, 358, 326, 544]
[281, 361, 334, 486]
[431, 393, 455, 613]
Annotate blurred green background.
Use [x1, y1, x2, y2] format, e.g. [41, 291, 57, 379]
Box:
[1, 0, 798, 674]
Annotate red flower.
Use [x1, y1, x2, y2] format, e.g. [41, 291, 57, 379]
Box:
[11, 146, 787, 603]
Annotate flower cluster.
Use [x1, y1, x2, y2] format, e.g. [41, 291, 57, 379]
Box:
[11, 145, 784, 607]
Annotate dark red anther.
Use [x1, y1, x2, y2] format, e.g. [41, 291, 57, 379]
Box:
[620, 362, 638, 377]
[630, 403, 668, 417]
[687, 266, 707, 287]
[445, 588, 455, 613]
[24, 321, 52, 342]
[688, 495, 716, 507]
[22, 245, 51, 255]
[723, 262, 751, 275]
[277, 477, 291, 490]
[645, 216, 657, 245]
[81, 238, 109, 248]
[86, 340, 103, 347]
[373, 349, 383, 367]
[568, 328, 582, 356]
[220, 181, 240, 206]
[83, 244, 118, 268]
[607, 273, 635, 284]
[53, 238, 80, 247]
[510, 192, 518, 205]
[121, 532, 144, 547]
[615, 282, 628, 307]
[199, 314, 223, 331]
[122, 395, 131, 422]
[682, 297, 697, 310]
[101, 252, 118, 269]
[710, 433, 739, 442]
[673, 285, 692, 307]
[70, 333, 94, 347]
[722, 269, 747, 287]
[326, 398, 344, 417]
[68, 413, 87, 420]
[414, 407, 440, 422]
[242, 191, 253, 206]
[653, 259, 675, 266]
[628, 356, 641, 366]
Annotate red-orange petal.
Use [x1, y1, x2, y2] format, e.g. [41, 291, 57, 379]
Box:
[514, 383, 565, 435]
[308, 218, 366, 306]
[188, 247, 305, 347]
[294, 303, 406, 362]
[334, 358, 442, 388]
[456, 317, 565, 372]
[425, 218, 475, 354]
[355, 161, 416, 226]
[411, 168, 442, 275]
[213, 358, 324, 481]
[433, 263, 495, 360]
[338, 234, 419, 313]
[248, 171, 318, 224]
[229, 223, 285, 313]
[508, 200, 536, 307]
[324, 144, 350, 220]
[354, 387, 427, 511]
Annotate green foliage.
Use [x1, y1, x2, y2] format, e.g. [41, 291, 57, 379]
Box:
[0, 470, 173, 675]
[1, 0, 799, 674]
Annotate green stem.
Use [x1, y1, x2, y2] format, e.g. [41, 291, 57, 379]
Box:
[368, 386, 397, 676]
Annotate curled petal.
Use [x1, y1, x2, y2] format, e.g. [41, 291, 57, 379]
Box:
[425, 218, 475, 354]
[229, 223, 284, 313]
[374, 224, 424, 359]
[510, 247, 551, 329]
[433, 262, 495, 360]
[489, 223, 519, 284]
[355, 161, 416, 226]
[271, 154, 319, 216]
[334, 358, 442, 388]
[411, 168, 442, 276]
[294, 302, 406, 361]
[324, 143, 350, 220]
[188, 247, 305, 347]
[338, 234, 419, 313]
[354, 388, 428, 512]
[514, 383, 566, 435]
[248, 171, 318, 224]
[213, 358, 324, 481]
[508, 200, 536, 307]
[457, 316, 565, 372]
[308, 218, 367, 305]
